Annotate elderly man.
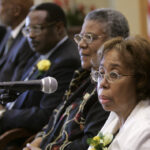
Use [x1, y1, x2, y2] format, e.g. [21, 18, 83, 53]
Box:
[23, 8, 129, 150]
[0, 0, 34, 81]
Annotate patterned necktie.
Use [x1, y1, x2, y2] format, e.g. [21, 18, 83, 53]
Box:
[24, 65, 37, 81]
[4, 35, 14, 55]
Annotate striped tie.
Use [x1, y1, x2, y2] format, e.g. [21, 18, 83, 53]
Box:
[4, 35, 14, 55]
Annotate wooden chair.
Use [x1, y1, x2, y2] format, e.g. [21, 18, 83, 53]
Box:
[0, 128, 36, 150]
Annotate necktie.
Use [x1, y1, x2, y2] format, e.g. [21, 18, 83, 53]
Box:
[4, 35, 14, 55]
[24, 65, 37, 81]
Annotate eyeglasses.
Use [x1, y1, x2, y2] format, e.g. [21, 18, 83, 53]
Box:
[74, 33, 104, 44]
[91, 70, 134, 83]
[22, 22, 55, 37]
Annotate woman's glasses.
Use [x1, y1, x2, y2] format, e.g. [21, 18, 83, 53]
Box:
[74, 33, 104, 44]
[91, 70, 134, 83]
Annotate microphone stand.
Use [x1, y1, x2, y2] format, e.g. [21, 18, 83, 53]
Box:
[0, 89, 22, 104]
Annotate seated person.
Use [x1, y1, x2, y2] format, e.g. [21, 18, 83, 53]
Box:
[88, 36, 150, 150]
[23, 8, 130, 150]
[0, 2, 81, 135]
[0, 0, 34, 81]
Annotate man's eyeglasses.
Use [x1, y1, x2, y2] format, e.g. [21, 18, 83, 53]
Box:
[22, 22, 55, 37]
[74, 33, 104, 44]
[91, 70, 134, 83]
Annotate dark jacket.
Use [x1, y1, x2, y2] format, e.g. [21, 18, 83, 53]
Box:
[38, 69, 109, 150]
[0, 25, 6, 44]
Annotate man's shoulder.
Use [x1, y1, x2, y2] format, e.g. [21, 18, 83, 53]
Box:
[50, 38, 80, 65]
[59, 38, 78, 51]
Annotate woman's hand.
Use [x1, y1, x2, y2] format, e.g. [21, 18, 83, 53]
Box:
[23, 137, 42, 150]
[23, 143, 42, 150]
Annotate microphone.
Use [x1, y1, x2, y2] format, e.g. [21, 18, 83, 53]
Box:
[0, 77, 58, 94]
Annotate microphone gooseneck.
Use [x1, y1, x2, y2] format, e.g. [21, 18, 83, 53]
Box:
[0, 77, 58, 94]
[0, 77, 58, 103]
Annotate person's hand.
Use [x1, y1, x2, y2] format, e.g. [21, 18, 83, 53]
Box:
[23, 147, 30, 150]
[23, 143, 42, 150]
[23, 137, 42, 150]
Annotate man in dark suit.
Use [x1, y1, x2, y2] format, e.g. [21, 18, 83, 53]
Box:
[0, 0, 34, 81]
[0, 2, 81, 136]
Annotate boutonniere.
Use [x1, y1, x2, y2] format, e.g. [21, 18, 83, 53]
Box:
[37, 59, 51, 72]
[36, 59, 51, 77]
[87, 132, 113, 150]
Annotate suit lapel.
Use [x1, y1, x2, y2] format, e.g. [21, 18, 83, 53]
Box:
[0, 30, 11, 66]
[0, 29, 10, 57]
[6, 31, 25, 62]
[0, 29, 25, 67]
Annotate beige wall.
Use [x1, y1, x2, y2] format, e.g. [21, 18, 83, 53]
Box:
[34, 0, 110, 9]
[111, 0, 147, 38]
[112, 0, 141, 36]
[34, 0, 110, 7]
[34, 0, 148, 39]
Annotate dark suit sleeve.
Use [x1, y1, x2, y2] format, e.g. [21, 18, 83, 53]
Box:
[63, 101, 109, 150]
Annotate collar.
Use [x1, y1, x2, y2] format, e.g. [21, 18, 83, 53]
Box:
[101, 99, 150, 135]
[40, 36, 68, 60]
[11, 20, 25, 38]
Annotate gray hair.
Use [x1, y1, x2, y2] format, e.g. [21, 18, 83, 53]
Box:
[85, 8, 129, 38]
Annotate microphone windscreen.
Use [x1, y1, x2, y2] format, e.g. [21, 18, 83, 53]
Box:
[41, 77, 58, 94]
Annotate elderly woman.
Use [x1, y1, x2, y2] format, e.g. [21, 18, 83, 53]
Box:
[89, 36, 150, 150]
